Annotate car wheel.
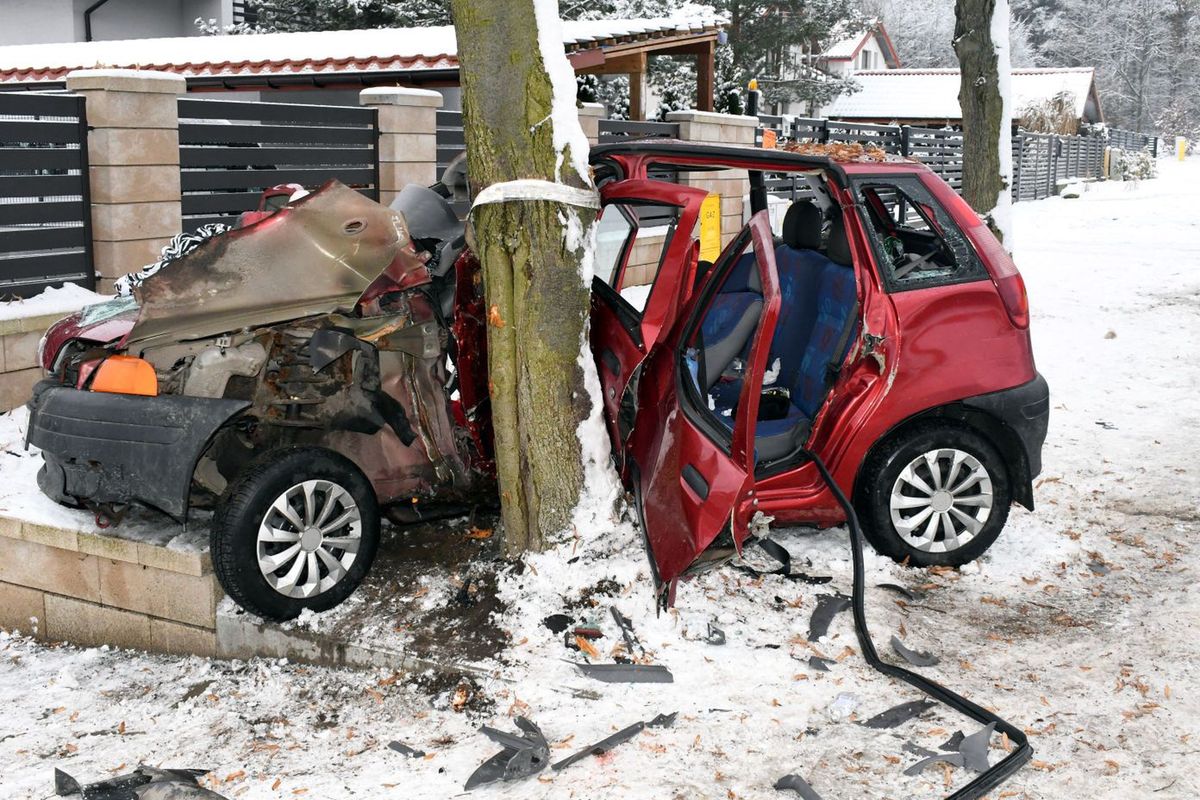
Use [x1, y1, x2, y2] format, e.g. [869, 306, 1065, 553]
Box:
[211, 446, 380, 621]
[855, 423, 1011, 567]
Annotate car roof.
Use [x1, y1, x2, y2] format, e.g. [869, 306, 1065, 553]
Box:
[588, 138, 929, 176]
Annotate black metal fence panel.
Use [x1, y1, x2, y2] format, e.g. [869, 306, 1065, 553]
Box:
[178, 97, 379, 230]
[0, 92, 94, 299]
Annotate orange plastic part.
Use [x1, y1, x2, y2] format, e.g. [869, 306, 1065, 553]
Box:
[90, 355, 158, 397]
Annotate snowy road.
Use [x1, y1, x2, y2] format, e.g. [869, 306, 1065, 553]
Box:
[1, 160, 1198, 800]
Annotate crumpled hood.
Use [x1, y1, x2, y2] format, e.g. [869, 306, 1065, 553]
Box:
[124, 180, 427, 348]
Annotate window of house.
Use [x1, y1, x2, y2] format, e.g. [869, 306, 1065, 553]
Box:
[859, 50, 874, 70]
[854, 176, 987, 291]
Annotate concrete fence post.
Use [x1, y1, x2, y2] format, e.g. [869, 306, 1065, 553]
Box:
[64, 69, 186, 295]
[577, 102, 606, 146]
[360, 87, 442, 206]
[666, 110, 759, 246]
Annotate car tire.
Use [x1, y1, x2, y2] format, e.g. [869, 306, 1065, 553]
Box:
[855, 422, 1011, 567]
[211, 446, 380, 621]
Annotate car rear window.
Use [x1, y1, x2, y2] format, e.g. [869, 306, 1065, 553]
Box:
[852, 175, 987, 291]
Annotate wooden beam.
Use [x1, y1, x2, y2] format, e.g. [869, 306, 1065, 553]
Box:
[696, 39, 715, 112]
[578, 50, 646, 76]
[629, 67, 646, 121]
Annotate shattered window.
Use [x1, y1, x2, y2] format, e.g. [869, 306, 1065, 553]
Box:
[853, 176, 986, 291]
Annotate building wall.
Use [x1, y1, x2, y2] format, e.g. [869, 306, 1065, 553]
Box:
[0, 0, 231, 46]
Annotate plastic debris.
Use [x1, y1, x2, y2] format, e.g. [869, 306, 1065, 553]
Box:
[135, 784, 229, 800]
[610, 607, 644, 656]
[464, 717, 550, 790]
[904, 751, 966, 776]
[827, 692, 859, 721]
[890, 635, 941, 667]
[737, 538, 833, 584]
[552, 712, 676, 771]
[807, 594, 852, 641]
[958, 722, 996, 773]
[54, 767, 216, 800]
[387, 741, 426, 758]
[705, 622, 727, 646]
[876, 583, 924, 601]
[808, 656, 836, 672]
[541, 614, 572, 634]
[571, 662, 674, 683]
[860, 699, 934, 729]
[902, 741, 938, 758]
[773, 773, 825, 799]
[939, 731, 965, 751]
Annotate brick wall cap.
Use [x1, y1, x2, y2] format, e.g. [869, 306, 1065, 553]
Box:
[665, 110, 759, 127]
[360, 87, 443, 107]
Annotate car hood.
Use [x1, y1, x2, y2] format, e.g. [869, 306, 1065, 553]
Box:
[124, 180, 426, 348]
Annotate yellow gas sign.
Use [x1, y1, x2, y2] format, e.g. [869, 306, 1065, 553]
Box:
[699, 193, 722, 263]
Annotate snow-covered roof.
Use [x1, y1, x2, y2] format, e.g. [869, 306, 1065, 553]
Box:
[820, 22, 899, 67]
[824, 68, 1100, 122]
[0, 17, 725, 85]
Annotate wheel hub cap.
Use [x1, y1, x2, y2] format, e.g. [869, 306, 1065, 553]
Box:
[255, 479, 362, 599]
[889, 448, 993, 554]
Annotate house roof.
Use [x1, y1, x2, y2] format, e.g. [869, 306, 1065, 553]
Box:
[823, 67, 1101, 122]
[821, 22, 900, 67]
[0, 16, 724, 86]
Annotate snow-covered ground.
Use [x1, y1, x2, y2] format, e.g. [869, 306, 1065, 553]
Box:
[1, 160, 1198, 800]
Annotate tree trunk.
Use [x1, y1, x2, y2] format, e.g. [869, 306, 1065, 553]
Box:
[450, 0, 597, 554]
[954, 0, 1012, 243]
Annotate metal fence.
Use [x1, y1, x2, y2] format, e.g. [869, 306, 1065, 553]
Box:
[759, 115, 1138, 203]
[0, 92, 94, 299]
[178, 97, 379, 230]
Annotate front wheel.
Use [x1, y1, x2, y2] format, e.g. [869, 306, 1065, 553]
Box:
[855, 423, 1011, 567]
[211, 446, 380, 621]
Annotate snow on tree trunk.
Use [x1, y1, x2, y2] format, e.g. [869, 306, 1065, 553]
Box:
[450, 0, 615, 555]
[954, 0, 1013, 246]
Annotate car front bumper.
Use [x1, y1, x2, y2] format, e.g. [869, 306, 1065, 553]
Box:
[26, 380, 249, 520]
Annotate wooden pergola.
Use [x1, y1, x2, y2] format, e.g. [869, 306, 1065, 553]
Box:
[566, 26, 721, 120]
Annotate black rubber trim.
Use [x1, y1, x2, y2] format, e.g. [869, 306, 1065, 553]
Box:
[801, 448, 1033, 799]
[962, 372, 1049, 479]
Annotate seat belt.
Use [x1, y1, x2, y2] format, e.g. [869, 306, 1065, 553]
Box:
[824, 300, 861, 385]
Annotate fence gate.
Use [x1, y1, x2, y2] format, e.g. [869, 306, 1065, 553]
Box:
[0, 92, 94, 299]
[178, 98, 379, 230]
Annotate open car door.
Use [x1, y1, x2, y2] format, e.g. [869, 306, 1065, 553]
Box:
[626, 210, 781, 595]
[590, 179, 707, 460]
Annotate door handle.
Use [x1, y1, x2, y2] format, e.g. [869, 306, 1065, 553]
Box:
[681, 464, 709, 500]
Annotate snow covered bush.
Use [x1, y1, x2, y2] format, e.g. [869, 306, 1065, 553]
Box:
[1111, 148, 1158, 181]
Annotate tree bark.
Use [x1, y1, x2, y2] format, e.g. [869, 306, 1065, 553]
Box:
[450, 0, 597, 554]
[954, 0, 1010, 239]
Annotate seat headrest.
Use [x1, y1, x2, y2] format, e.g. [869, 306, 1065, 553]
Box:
[827, 213, 853, 267]
[782, 201, 823, 250]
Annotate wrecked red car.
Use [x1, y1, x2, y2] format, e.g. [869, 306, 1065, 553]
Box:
[28, 141, 1047, 620]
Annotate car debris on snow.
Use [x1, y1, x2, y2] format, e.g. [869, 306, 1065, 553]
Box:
[904, 750, 967, 776]
[903, 741, 938, 758]
[807, 655, 836, 672]
[610, 606, 644, 656]
[773, 773, 826, 799]
[905, 722, 996, 775]
[859, 699, 934, 729]
[464, 716, 550, 790]
[551, 712, 676, 771]
[570, 662, 674, 683]
[54, 766, 221, 800]
[876, 582, 925, 601]
[705, 622, 726, 646]
[737, 538, 833, 585]
[387, 741, 427, 758]
[890, 635, 941, 667]
[807, 594, 852, 641]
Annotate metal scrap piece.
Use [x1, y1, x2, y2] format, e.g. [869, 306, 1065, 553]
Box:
[773, 773, 826, 799]
[958, 722, 996, 773]
[706, 622, 726, 646]
[890, 635, 941, 667]
[387, 741, 426, 758]
[464, 717, 550, 790]
[860, 699, 934, 729]
[877, 582, 924, 601]
[904, 751, 966, 776]
[610, 607, 644, 656]
[807, 594, 852, 641]
[571, 662, 674, 683]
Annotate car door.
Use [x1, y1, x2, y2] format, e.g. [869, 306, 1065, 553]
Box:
[590, 180, 707, 456]
[626, 210, 781, 591]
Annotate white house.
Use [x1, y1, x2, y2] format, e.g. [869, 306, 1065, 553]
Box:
[778, 22, 900, 117]
[0, 0, 233, 47]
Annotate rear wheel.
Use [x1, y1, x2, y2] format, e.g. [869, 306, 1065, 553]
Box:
[211, 446, 380, 621]
[856, 423, 1010, 567]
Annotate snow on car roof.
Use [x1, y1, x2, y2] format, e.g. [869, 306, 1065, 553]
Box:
[824, 67, 1098, 122]
[0, 17, 725, 84]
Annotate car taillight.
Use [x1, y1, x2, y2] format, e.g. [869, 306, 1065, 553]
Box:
[970, 225, 1030, 330]
[90, 355, 158, 396]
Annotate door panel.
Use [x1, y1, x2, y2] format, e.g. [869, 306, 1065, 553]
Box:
[629, 211, 781, 589]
